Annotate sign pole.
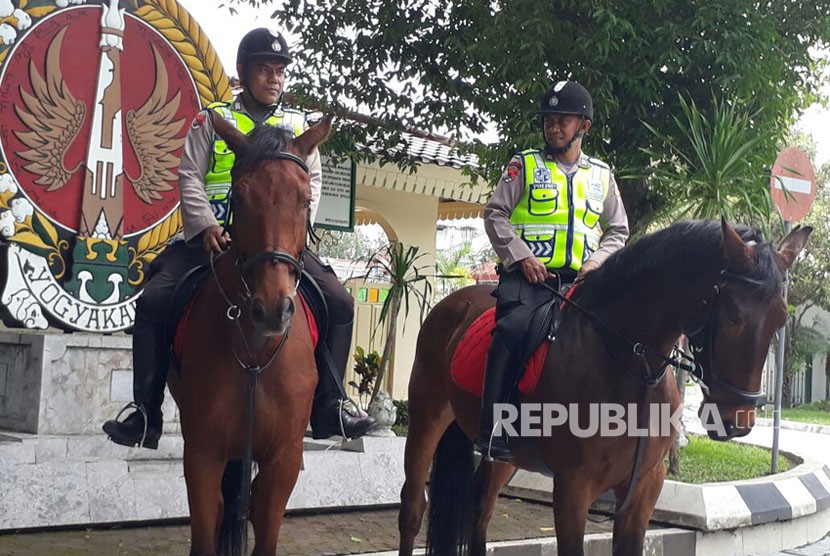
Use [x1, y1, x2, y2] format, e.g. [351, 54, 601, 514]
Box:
[768, 147, 815, 474]
[771, 220, 791, 474]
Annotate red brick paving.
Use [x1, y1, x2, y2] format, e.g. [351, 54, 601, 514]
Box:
[0, 497, 615, 555]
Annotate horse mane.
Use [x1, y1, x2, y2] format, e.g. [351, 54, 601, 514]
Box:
[231, 124, 295, 177]
[573, 220, 784, 309]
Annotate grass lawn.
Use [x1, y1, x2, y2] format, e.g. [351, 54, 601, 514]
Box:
[760, 401, 830, 426]
[667, 435, 791, 484]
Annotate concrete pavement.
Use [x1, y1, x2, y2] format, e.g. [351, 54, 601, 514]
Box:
[751, 535, 830, 556]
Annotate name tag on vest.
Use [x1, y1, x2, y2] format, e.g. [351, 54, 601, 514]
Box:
[588, 180, 604, 201]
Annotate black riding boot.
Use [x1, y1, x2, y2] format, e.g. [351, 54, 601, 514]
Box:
[476, 336, 516, 462]
[310, 320, 376, 439]
[102, 315, 166, 449]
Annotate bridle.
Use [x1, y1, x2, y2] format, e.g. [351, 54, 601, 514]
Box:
[547, 267, 774, 406]
[209, 149, 312, 525]
[685, 270, 772, 408]
[235, 151, 309, 305]
[547, 265, 777, 519]
[211, 150, 311, 374]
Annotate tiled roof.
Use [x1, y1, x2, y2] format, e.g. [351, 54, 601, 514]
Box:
[471, 261, 499, 283]
[365, 132, 479, 170]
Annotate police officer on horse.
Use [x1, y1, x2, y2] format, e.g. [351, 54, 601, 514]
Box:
[103, 28, 375, 448]
[477, 81, 630, 462]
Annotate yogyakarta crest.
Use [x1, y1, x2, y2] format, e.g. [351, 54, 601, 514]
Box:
[0, 0, 230, 332]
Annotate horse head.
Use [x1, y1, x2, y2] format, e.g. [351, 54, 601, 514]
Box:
[210, 111, 334, 336]
[693, 219, 811, 440]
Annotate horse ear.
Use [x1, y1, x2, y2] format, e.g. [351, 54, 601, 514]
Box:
[720, 218, 755, 273]
[294, 113, 334, 158]
[208, 110, 250, 156]
[777, 225, 812, 269]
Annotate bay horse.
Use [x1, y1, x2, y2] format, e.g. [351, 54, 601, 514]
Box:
[398, 220, 811, 556]
[167, 112, 333, 556]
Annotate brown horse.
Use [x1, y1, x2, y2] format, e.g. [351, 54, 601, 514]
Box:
[167, 112, 333, 556]
[398, 220, 811, 556]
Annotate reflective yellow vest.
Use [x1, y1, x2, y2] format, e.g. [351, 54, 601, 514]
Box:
[509, 149, 611, 271]
[204, 101, 307, 225]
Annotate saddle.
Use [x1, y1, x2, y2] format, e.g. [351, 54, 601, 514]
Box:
[450, 282, 573, 397]
[168, 265, 324, 365]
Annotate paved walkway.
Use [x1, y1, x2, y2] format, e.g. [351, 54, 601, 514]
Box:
[1, 387, 826, 555]
[0, 497, 616, 556]
[685, 385, 830, 556]
[683, 385, 830, 462]
[750, 535, 830, 556]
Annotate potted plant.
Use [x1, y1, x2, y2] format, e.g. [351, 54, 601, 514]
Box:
[349, 346, 380, 411]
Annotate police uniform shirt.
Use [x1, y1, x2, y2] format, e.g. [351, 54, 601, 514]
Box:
[177, 95, 323, 243]
[484, 151, 629, 271]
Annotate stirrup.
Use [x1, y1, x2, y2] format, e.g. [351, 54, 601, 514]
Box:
[112, 402, 151, 448]
[483, 418, 511, 462]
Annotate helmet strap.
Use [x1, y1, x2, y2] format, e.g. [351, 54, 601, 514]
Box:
[544, 130, 582, 156]
[240, 89, 280, 122]
[542, 116, 586, 156]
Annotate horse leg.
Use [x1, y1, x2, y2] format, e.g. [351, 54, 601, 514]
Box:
[611, 464, 665, 556]
[471, 462, 516, 556]
[398, 404, 454, 556]
[249, 451, 304, 556]
[552, 472, 594, 556]
[184, 450, 226, 556]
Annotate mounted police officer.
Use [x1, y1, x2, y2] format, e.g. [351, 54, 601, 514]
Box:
[103, 28, 375, 449]
[477, 81, 630, 462]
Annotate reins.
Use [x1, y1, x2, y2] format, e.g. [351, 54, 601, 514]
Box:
[540, 267, 771, 518]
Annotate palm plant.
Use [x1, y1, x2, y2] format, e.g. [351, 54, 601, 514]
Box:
[637, 93, 778, 474]
[639, 93, 776, 231]
[363, 241, 433, 404]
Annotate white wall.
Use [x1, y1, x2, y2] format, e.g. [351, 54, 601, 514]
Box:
[798, 305, 829, 404]
[355, 180, 439, 400]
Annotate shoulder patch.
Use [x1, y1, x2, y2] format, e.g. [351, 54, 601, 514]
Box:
[191, 110, 208, 130]
[502, 160, 522, 183]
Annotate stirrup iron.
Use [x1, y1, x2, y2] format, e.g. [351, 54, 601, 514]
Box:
[112, 402, 151, 448]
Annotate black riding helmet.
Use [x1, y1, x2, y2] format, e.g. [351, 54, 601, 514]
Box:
[237, 28, 292, 90]
[538, 81, 593, 122]
[539, 81, 593, 154]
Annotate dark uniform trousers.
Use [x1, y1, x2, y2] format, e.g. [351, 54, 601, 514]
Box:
[133, 240, 353, 414]
[485, 266, 571, 411]
[492, 269, 560, 364]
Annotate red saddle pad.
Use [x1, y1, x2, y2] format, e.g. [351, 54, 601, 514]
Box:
[450, 306, 549, 398]
[174, 293, 318, 363]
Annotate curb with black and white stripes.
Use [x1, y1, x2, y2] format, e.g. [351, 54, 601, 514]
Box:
[506, 463, 830, 532]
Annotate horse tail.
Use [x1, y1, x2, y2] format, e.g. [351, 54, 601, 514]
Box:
[426, 421, 475, 556]
[218, 459, 248, 556]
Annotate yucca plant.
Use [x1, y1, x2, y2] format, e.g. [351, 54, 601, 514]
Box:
[363, 241, 433, 404]
[639, 93, 776, 231]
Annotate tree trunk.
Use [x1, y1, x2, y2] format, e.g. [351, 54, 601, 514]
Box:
[825, 352, 829, 401]
[616, 176, 661, 236]
[668, 338, 688, 476]
[371, 293, 400, 403]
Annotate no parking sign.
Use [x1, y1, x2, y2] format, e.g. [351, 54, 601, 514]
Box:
[770, 147, 816, 222]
